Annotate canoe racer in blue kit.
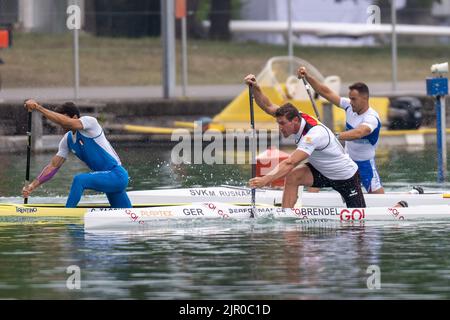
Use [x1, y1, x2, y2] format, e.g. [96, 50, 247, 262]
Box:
[22, 100, 132, 208]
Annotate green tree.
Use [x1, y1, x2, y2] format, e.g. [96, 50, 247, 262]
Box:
[191, 0, 242, 40]
[209, 0, 232, 40]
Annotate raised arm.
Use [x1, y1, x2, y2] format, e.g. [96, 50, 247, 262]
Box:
[244, 74, 279, 117]
[22, 155, 66, 198]
[298, 67, 341, 107]
[24, 99, 83, 131]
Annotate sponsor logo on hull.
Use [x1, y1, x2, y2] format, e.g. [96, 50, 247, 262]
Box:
[15, 207, 38, 214]
[339, 209, 366, 221]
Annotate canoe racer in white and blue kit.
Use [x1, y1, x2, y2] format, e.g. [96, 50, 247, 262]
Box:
[22, 100, 132, 208]
[298, 67, 384, 194]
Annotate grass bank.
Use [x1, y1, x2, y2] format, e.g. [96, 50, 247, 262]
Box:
[0, 32, 448, 87]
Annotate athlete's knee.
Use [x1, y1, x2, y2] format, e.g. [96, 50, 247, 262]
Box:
[285, 174, 297, 187]
[72, 173, 88, 188]
[72, 174, 82, 185]
[285, 169, 303, 186]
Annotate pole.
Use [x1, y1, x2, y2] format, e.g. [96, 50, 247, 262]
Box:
[249, 86, 256, 218]
[18, 0, 34, 31]
[162, 0, 176, 98]
[436, 96, 447, 182]
[441, 96, 447, 181]
[181, 16, 188, 97]
[73, 26, 80, 99]
[176, 0, 188, 97]
[426, 64, 448, 183]
[391, 0, 398, 92]
[24, 111, 32, 204]
[287, 0, 293, 75]
[68, 0, 81, 100]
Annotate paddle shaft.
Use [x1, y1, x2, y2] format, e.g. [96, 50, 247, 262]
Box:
[300, 77, 321, 121]
[24, 111, 32, 204]
[249, 85, 256, 218]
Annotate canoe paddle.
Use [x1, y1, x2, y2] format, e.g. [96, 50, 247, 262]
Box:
[24, 110, 32, 204]
[299, 74, 341, 142]
[299, 76, 321, 121]
[248, 85, 256, 218]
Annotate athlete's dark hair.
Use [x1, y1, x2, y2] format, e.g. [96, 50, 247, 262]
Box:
[275, 103, 301, 121]
[55, 102, 80, 118]
[348, 82, 370, 97]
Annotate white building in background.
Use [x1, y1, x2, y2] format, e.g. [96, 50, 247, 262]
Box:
[237, 0, 407, 46]
[1, 0, 449, 41]
[432, 0, 450, 16]
[0, 0, 84, 33]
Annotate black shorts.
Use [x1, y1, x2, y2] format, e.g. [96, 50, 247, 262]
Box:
[306, 163, 366, 208]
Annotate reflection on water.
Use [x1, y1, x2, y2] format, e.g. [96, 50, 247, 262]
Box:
[0, 220, 450, 299]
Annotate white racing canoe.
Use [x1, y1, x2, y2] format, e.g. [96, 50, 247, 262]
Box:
[85, 202, 450, 230]
[127, 187, 283, 205]
[127, 186, 450, 207]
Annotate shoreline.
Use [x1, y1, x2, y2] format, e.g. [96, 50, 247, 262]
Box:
[1, 90, 449, 154]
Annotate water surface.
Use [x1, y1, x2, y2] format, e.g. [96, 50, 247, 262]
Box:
[0, 145, 449, 299]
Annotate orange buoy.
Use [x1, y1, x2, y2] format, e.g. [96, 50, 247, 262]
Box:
[256, 146, 289, 188]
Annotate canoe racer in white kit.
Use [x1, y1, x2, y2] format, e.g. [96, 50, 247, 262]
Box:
[245, 74, 366, 208]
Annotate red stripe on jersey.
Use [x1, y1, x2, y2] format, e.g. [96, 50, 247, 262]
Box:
[300, 113, 319, 136]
